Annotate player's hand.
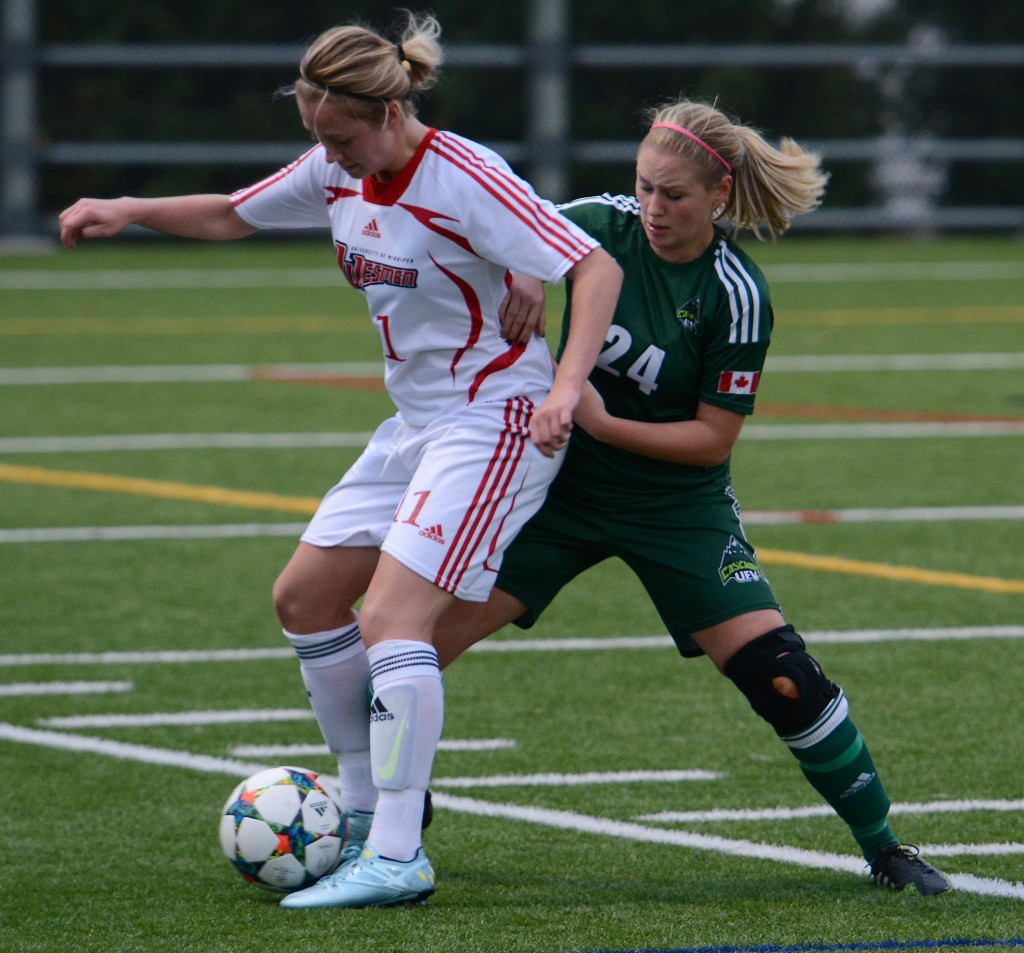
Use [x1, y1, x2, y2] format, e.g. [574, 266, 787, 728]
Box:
[498, 273, 546, 345]
[58, 198, 134, 249]
[529, 380, 576, 457]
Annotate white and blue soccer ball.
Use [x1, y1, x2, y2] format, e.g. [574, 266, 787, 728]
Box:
[219, 766, 345, 892]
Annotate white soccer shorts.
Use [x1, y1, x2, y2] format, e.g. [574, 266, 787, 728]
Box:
[300, 398, 563, 602]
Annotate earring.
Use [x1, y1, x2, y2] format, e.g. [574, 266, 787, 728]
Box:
[712, 202, 727, 220]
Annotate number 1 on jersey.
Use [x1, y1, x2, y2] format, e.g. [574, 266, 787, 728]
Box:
[375, 314, 406, 362]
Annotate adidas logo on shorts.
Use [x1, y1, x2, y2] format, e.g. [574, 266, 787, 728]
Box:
[418, 523, 445, 544]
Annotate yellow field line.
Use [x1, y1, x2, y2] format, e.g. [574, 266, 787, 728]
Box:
[758, 547, 1024, 595]
[0, 463, 319, 515]
[3, 461, 1022, 594]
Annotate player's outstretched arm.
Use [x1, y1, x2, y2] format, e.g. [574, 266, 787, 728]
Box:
[59, 194, 258, 249]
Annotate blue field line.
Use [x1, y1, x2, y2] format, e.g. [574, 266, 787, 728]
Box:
[586, 938, 1024, 953]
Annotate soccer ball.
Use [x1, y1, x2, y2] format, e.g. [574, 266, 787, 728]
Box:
[219, 765, 345, 892]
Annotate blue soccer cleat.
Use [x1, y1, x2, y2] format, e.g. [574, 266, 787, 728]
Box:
[280, 845, 435, 909]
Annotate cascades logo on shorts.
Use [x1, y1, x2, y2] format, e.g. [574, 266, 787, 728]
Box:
[718, 535, 763, 586]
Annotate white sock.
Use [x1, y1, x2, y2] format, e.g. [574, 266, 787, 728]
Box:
[365, 640, 443, 861]
[284, 622, 376, 814]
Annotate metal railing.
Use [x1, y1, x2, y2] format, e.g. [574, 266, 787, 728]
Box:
[3, 0, 1023, 238]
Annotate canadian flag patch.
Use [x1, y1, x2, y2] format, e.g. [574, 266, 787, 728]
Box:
[717, 371, 760, 395]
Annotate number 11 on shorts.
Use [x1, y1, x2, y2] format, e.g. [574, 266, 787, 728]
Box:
[395, 489, 430, 527]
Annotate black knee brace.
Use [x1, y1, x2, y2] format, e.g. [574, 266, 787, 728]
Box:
[723, 624, 840, 736]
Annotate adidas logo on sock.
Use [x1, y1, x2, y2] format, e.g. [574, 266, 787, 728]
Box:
[370, 696, 393, 723]
[839, 770, 877, 799]
[362, 218, 381, 238]
[418, 523, 445, 544]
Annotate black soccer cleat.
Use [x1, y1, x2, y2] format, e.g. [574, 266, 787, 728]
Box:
[869, 844, 951, 896]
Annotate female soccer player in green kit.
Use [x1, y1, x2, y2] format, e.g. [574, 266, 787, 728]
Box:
[433, 96, 951, 896]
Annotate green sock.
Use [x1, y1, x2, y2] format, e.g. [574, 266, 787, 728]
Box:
[782, 692, 899, 862]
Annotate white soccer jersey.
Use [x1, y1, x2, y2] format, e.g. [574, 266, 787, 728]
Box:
[232, 130, 599, 424]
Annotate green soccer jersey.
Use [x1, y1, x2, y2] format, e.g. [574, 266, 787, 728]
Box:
[554, 194, 773, 508]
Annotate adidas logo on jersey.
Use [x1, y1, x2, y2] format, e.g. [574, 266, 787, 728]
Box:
[418, 523, 445, 544]
[362, 218, 381, 238]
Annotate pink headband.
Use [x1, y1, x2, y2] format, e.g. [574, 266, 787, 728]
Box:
[651, 122, 732, 173]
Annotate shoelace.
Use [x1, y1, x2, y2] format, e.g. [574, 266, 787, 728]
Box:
[870, 844, 920, 883]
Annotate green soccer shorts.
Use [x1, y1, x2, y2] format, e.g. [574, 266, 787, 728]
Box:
[495, 485, 780, 657]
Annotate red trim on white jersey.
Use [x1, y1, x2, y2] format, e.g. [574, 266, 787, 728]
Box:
[363, 130, 437, 206]
[428, 133, 584, 262]
[435, 396, 532, 592]
[428, 255, 484, 379]
[398, 203, 480, 257]
[230, 147, 321, 206]
[468, 344, 527, 403]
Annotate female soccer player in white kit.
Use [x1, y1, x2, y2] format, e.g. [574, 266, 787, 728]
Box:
[59, 12, 622, 909]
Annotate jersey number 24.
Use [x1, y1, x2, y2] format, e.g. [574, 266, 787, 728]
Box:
[595, 324, 664, 395]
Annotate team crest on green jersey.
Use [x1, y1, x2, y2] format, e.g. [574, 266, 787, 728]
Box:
[718, 535, 763, 585]
[675, 297, 701, 331]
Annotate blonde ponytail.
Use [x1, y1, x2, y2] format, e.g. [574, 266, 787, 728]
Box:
[643, 99, 829, 240]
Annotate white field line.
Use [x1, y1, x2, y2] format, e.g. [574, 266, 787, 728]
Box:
[38, 708, 314, 729]
[764, 261, 1024, 284]
[0, 362, 381, 385]
[0, 268, 345, 291]
[0, 680, 133, 698]
[743, 421, 1024, 439]
[0, 432, 373, 453]
[768, 352, 1024, 372]
[923, 843, 1024, 857]
[3, 506, 1024, 547]
[230, 739, 516, 757]
[470, 626, 1024, 653]
[0, 721, 270, 776]
[0, 523, 308, 543]
[431, 793, 1024, 899]
[1, 260, 1019, 291]
[2, 626, 1023, 669]
[0, 647, 297, 667]
[638, 799, 1024, 823]
[2, 352, 1022, 388]
[0, 721, 1019, 899]
[0, 423, 1020, 457]
[744, 505, 1024, 525]
[431, 769, 722, 788]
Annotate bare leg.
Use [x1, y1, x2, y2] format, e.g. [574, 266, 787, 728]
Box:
[690, 608, 786, 672]
[432, 587, 528, 669]
[272, 541, 379, 633]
